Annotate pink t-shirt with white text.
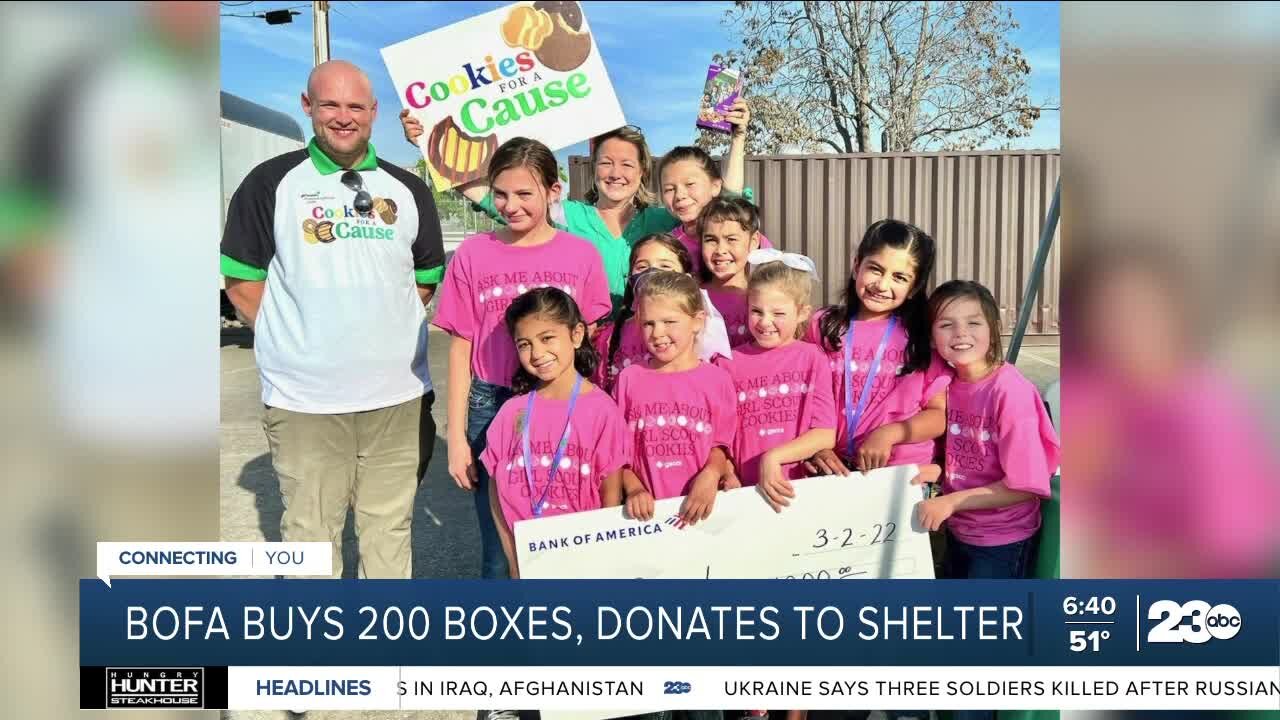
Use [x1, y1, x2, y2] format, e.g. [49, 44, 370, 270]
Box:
[704, 285, 753, 347]
[480, 386, 629, 532]
[672, 226, 774, 278]
[806, 309, 947, 466]
[718, 341, 836, 485]
[942, 362, 1060, 547]
[591, 319, 651, 393]
[612, 361, 738, 500]
[432, 231, 613, 387]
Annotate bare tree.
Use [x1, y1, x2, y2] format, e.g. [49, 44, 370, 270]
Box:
[698, 0, 1055, 154]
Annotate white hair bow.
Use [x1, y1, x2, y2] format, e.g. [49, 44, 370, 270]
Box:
[698, 289, 733, 362]
[748, 248, 818, 277]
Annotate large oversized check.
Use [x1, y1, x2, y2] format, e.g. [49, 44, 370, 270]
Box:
[516, 465, 935, 579]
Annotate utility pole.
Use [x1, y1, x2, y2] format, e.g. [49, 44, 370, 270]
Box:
[313, 1, 331, 66]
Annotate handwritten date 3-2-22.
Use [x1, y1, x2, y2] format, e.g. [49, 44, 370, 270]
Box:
[773, 523, 900, 579]
[812, 523, 897, 550]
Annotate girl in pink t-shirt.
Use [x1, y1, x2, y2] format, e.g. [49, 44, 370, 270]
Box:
[658, 144, 774, 278]
[914, 280, 1061, 580]
[612, 271, 737, 526]
[805, 219, 949, 477]
[594, 233, 693, 391]
[697, 197, 769, 348]
[480, 287, 629, 578]
[715, 250, 837, 508]
[594, 233, 733, 392]
[433, 137, 612, 579]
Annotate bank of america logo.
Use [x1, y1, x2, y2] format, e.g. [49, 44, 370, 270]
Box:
[106, 667, 203, 708]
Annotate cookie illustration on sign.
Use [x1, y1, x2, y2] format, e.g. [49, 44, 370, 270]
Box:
[501, 4, 553, 49]
[427, 116, 499, 186]
[500, 1, 591, 73]
[534, 1, 582, 31]
[532, 1, 590, 71]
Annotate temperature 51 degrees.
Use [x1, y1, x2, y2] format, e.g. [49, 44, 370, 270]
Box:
[1070, 629, 1111, 652]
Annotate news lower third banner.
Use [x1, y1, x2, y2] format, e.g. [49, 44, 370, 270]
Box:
[81, 579, 1280, 711]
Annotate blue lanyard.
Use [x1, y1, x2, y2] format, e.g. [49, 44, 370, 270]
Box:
[522, 374, 582, 517]
[843, 316, 897, 458]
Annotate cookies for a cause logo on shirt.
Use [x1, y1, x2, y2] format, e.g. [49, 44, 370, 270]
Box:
[300, 195, 398, 245]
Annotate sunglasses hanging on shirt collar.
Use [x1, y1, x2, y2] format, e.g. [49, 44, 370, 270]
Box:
[340, 170, 375, 218]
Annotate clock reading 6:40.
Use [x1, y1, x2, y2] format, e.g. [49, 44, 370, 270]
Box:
[1062, 596, 1117, 616]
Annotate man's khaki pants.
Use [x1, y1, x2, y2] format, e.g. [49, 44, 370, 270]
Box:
[262, 393, 434, 578]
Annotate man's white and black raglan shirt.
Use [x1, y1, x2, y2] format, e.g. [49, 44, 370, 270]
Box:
[220, 139, 445, 414]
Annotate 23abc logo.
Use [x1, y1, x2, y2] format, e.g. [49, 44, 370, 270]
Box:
[1147, 600, 1241, 644]
[663, 681, 692, 695]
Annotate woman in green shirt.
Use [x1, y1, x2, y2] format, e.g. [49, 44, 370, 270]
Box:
[400, 103, 753, 305]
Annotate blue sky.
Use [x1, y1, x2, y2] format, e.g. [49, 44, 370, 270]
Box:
[221, 1, 1060, 174]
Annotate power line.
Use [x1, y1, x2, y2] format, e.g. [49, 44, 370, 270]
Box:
[337, 1, 401, 37]
[329, 2, 377, 37]
[344, 1, 390, 26]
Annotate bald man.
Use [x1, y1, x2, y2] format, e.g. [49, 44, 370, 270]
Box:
[221, 60, 446, 579]
[304, 60, 377, 169]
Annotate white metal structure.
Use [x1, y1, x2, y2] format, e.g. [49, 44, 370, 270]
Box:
[219, 92, 305, 300]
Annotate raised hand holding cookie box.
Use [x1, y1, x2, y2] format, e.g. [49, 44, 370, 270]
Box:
[381, 1, 625, 190]
[697, 63, 743, 133]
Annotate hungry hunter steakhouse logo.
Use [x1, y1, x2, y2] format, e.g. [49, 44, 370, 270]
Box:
[106, 668, 203, 708]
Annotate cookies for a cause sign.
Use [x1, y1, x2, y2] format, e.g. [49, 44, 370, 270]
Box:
[381, 1, 625, 190]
